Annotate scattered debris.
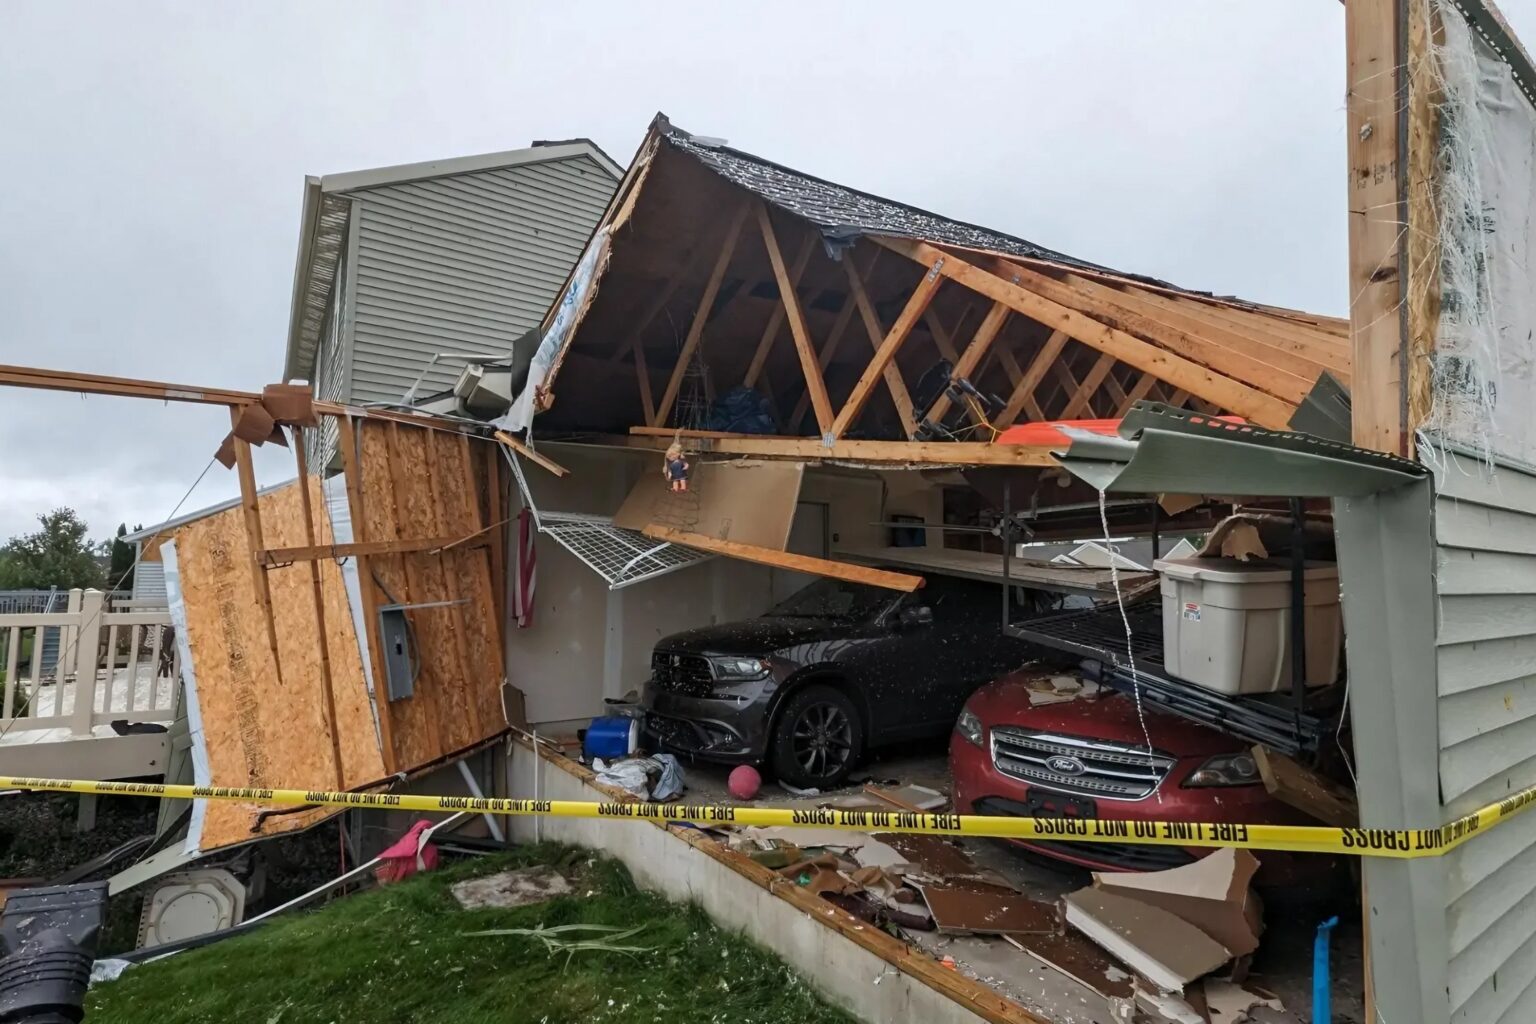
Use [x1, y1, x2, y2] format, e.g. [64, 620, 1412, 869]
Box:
[450, 866, 571, 910]
[466, 923, 655, 970]
[1090, 849, 1263, 957]
[593, 754, 686, 801]
[1203, 978, 1286, 1022]
[1063, 888, 1232, 994]
[919, 882, 1057, 936]
[863, 783, 947, 812]
[1012, 929, 1135, 1001]
[375, 821, 439, 885]
[1252, 745, 1358, 827]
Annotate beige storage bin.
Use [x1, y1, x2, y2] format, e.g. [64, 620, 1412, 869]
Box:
[1154, 557, 1343, 695]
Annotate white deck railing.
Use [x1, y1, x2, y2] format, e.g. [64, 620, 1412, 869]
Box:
[0, 588, 179, 738]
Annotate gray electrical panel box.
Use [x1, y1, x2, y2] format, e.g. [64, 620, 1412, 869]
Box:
[379, 608, 414, 701]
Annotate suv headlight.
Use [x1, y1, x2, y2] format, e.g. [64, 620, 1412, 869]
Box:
[1184, 753, 1261, 788]
[710, 656, 770, 681]
[955, 708, 985, 748]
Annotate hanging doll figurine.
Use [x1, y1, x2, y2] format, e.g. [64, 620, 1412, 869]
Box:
[663, 443, 690, 492]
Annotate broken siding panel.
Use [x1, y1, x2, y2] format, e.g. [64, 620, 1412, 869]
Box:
[1434, 457, 1536, 1018]
[347, 156, 617, 405]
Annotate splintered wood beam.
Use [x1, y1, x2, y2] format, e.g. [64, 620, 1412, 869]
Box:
[921, 308, 962, 361]
[788, 248, 881, 431]
[925, 301, 1011, 424]
[291, 427, 344, 787]
[997, 329, 1069, 427]
[259, 535, 464, 566]
[634, 340, 655, 424]
[1115, 373, 1160, 416]
[1058, 353, 1116, 420]
[743, 229, 817, 388]
[481, 436, 507, 643]
[995, 260, 1318, 404]
[492, 431, 570, 477]
[756, 204, 835, 435]
[606, 248, 701, 362]
[844, 256, 919, 436]
[653, 201, 751, 427]
[623, 427, 1057, 466]
[1346, 0, 1408, 453]
[641, 525, 925, 592]
[1167, 389, 1191, 408]
[828, 260, 946, 440]
[229, 407, 285, 691]
[877, 238, 1296, 428]
[336, 416, 396, 773]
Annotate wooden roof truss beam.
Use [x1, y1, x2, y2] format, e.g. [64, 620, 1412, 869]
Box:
[875, 238, 1297, 429]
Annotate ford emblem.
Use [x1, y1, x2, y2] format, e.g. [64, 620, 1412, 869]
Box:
[1045, 755, 1087, 776]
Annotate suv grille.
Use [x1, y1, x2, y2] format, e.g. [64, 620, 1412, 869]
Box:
[651, 650, 713, 697]
[990, 726, 1174, 801]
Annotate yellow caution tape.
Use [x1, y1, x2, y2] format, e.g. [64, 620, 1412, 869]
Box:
[7, 777, 1535, 859]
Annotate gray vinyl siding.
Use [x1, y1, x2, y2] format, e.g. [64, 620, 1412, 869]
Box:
[307, 238, 350, 471]
[1433, 456, 1536, 1023]
[346, 155, 616, 405]
[130, 562, 168, 605]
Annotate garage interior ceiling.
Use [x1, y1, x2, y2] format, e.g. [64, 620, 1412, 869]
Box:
[529, 113, 1352, 466]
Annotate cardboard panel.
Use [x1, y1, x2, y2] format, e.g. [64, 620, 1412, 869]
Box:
[613, 459, 804, 550]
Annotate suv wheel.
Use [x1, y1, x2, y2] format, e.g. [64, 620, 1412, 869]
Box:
[770, 684, 863, 789]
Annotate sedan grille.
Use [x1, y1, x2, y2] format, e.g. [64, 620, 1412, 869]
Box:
[651, 650, 713, 697]
[990, 726, 1175, 801]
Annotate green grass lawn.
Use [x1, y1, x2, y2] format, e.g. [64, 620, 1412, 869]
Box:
[88, 843, 858, 1024]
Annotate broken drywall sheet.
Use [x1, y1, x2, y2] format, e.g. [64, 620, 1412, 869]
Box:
[1090, 848, 1263, 957]
[1063, 888, 1232, 994]
[920, 882, 1057, 936]
[613, 459, 804, 550]
[451, 866, 571, 910]
[1013, 929, 1135, 1001]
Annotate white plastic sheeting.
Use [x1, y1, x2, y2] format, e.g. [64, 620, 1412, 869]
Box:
[160, 540, 210, 856]
[499, 225, 611, 432]
[1426, 2, 1536, 464]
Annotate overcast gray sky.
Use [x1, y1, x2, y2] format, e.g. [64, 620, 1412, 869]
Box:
[3, 1, 1534, 546]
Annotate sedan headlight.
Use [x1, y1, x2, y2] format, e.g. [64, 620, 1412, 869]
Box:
[710, 656, 771, 681]
[955, 708, 985, 748]
[1184, 753, 1261, 788]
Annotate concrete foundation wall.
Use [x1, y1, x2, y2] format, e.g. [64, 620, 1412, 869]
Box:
[507, 741, 994, 1024]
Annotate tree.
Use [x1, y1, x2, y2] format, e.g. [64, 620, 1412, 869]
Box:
[108, 522, 137, 591]
[0, 509, 106, 591]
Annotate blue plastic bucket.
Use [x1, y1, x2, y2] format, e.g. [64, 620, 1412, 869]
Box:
[583, 716, 639, 760]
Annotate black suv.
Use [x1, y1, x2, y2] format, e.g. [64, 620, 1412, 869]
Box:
[642, 573, 1049, 788]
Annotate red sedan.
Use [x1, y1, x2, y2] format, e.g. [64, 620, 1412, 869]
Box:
[951, 670, 1333, 887]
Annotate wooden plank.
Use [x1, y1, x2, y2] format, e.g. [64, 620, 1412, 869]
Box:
[1115, 373, 1160, 416]
[788, 249, 880, 430]
[925, 301, 1011, 424]
[621, 429, 1057, 466]
[878, 239, 1297, 428]
[492, 431, 569, 477]
[292, 427, 344, 787]
[382, 422, 451, 759]
[228, 407, 285, 691]
[1059, 353, 1116, 420]
[634, 337, 655, 425]
[1404, 0, 1439, 443]
[653, 201, 751, 427]
[337, 416, 395, 774]
[922, 308, 962, 362]
[260, 536, 462, 566]
[997, 329, 1070, 427]
[998, 261, 1321, 402]
[829, 261, 946, 439]
[1345, 0, 1407, 453]
[1252, 745, 1359, 828]
[756, 204, 835, 435]
[483, 437, 507, 646]
[420, 428, 484, 745]
[743, 229, 817, 388]
[843, 255, 919, 436]
[642, 526, 925, 591]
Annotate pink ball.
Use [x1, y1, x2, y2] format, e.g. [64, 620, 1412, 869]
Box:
[728, 764, 762, 800]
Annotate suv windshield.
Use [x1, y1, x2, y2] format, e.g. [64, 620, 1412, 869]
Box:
[766, 578, 896, 622]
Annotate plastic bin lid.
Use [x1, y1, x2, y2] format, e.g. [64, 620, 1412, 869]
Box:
[1152, 556, 1339, 584]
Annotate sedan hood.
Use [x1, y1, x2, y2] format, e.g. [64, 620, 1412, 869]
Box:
[965, 671, 1243, 759]
[656, 616, 855, 657]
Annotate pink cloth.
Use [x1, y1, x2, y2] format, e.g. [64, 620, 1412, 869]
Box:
[375, 820, 439, 884]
